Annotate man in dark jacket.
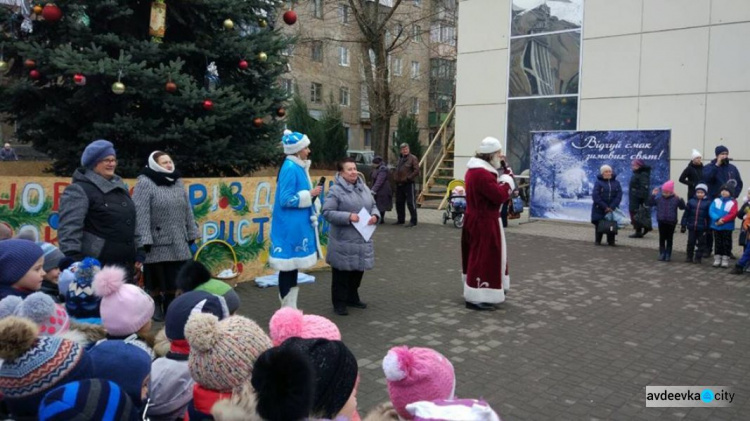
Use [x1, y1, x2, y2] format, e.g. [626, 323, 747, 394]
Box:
[58, 140, 140, 277]
[702, 145, 743, 256]
[393, 143, 420, 227]
[0, 142, 18, 161]
[628, 159, 651, 238]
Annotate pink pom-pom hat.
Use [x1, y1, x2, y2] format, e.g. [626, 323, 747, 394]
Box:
[93, 266, 154, 336]
[269, 307, 341, 347]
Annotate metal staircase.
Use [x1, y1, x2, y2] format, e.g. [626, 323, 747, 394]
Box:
[417, 105, 456, 209]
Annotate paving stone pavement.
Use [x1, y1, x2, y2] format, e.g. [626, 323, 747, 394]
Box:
[233, 216, 750, 421]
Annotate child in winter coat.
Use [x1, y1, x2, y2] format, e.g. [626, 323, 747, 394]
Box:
[93, 265, 156, 359]
[38, 243, 65, 303]
[0, 239, 45, 300]
[730, 201, 750, 275]
[648, 181, 685, 261]
[681, 183, 711, 263]
[709, 184, 738, 268]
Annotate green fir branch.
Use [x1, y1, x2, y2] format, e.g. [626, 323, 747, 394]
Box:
[0, 199, 53, 229]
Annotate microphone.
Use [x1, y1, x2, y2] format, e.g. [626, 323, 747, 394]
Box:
[312, 177, 326, 204]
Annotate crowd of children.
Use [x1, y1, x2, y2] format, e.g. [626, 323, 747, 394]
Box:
[0, 236, 502, 421]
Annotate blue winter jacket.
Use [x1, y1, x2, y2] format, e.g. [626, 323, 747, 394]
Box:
[648, 194, 685, 224]
[591, 174, 623, 223]
[269, 156, 321, 271]
[709, 196, 738, 231]
[681, 196, 711, 231]
[702, 159, 743, 198]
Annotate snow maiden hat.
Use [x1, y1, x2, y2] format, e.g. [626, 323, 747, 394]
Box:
[282, 129, 311, 155]
[476, 137, 502, 154]
[93, 266, 154, 336]
[269, 307, 341, 347]
[383, 346, 456, 420]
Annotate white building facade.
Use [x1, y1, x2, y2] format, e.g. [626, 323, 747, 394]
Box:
[455, 0, 750, 188]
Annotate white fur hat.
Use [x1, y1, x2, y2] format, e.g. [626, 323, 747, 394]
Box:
[281, 130, 311, 155]
[476, 137, 502, 154]
[691, 149, 702, 160]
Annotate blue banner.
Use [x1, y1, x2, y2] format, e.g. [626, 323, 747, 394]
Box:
[529, 130, 670, 222]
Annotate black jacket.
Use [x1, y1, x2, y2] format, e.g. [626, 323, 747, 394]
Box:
[679, 162, 704, 199]
[628, 166, 651, 212]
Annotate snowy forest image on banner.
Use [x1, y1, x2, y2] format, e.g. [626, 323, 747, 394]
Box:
[529, 130, 670, 222]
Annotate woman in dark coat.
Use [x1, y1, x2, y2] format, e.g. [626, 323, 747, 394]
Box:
[369, 156, 392, 224]
[132, 151, 199, 321]
[591, 164, 623, 246]
[628, 159, 652, 238]
[679, 149, 704, 200]
[322, 158, 380, 316]
[58, 140, 140, 275]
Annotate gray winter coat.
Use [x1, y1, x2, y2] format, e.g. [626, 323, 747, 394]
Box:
[132, 174, 199, 264]
[322, 174, 380, 271]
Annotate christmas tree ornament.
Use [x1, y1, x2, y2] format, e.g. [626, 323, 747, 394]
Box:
[203, 100, 214, 111]
[253, 117, 263, 127]
[165, 81, 177, 92]
[0, 60, 7, 72]
[150, 1, 167, 43]
[42, 4, 63, 23]
[21, 17, 33, 33]
[33, 5, 43, 15]
[238, 59, 248, 70]
[258, 18, 267, 28]
[276, 107, 286, 117]
[257, 52, 268, 62]
[24, 59, 36, 69]
[29, 70, 41, 79]
[223, 19, 234, 30]
[112, 81, 126, 94]
[283, 10, 297, 25]
[205, 62, 220, 90]
[73, 73, 86, 86]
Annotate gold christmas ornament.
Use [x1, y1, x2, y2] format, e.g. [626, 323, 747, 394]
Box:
[223, 19, 234, 30]
[257, 52, 268, 62]
[112, 81, 126, 95]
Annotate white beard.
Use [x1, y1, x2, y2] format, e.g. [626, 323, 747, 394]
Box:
[491, 156, 502, 169]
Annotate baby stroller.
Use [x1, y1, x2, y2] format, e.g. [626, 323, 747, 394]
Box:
[442, 180, 466, 228]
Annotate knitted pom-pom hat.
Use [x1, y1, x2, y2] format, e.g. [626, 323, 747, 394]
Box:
[269, 307, 341, 346]
[185, 313, 272, 392]
[93, 266, 154, 336]
[0, 317, 94, 417]
[65, 258, 101, 320]
[383, 346, 456, 420]
[0, 292, 70, 336]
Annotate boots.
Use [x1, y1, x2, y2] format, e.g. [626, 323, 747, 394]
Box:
[658, 247, 666, 261]
[694, 254, 702, 264]
[152, 294, 165, 322]
[721, 255, 730, 268]
[713, 255, 722, 267]
[279, 286, 299, 309]
[665, 251, 671, 262]
[730, 265, 745, 275]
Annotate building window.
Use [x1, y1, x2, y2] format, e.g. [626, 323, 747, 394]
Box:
[411, 61, 420, 79]
[412, 25, 421, 42]
[313, 0, 323, 19]
[311, 82, 322, 103]
[392, 57, 403, 76]
[338, 46, 350, 67]
[311, 41, 323, 62]
[411, 98, 420, 115]
[339, 86, 350, 106]
[338, 4, 349, 24]
[430, 23, 456, 46]
[281, 78, 294, 95]
[364, 128, 372, 147]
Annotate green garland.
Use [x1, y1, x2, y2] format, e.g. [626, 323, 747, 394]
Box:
[196, 234, 267, 274]
[0, 196, 52, 229]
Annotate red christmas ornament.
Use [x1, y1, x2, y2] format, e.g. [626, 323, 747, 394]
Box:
[203, 100, 214, 111]
[29, 69, 41, 79]
[276, 107, 286, 117]
[218, 197, 229, 209]
[42, 4, 63, 23]
[283, 10, 297, 25]
[236, 262, 244, 273]
[165, 81, 177, 93]
[253, 117, 263, 127]
[238, 59, 249, 70]
[24, 59, 36, 69]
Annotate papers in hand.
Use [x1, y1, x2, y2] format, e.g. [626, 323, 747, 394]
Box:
[353, 207, 376, 242]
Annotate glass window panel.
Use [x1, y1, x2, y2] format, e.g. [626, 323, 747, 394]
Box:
[511, 0, 583, 36]
[509, 31, 580, 97]
[506, 96, 577, 172]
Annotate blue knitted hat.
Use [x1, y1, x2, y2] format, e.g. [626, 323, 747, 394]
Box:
[89, 340, 152, 408]
[715, 145, 728, 156]
[281, 129, 311, 155]
[80, 139, 116, 169]
[0, 239, 44, 286]
[39, 379, 136, 421]
[165, 290, 229, 341]
[65, 258, 102, 319]
[0, 317, 94, 418]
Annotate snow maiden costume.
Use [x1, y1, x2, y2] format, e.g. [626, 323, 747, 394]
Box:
[461, 137, 514, 310]
[269, 130, 323, 308]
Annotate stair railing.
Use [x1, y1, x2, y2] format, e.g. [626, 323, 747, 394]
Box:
[418, 105, 456, 203]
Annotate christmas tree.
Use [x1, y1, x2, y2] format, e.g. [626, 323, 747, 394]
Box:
[0, 0, 294, 177]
